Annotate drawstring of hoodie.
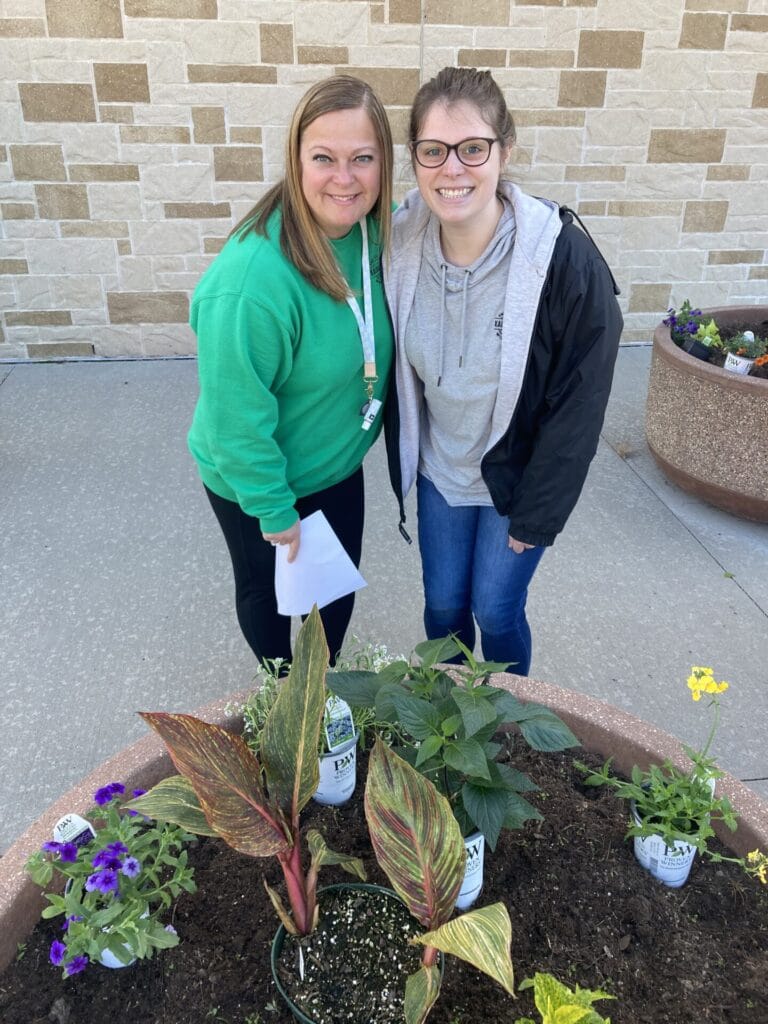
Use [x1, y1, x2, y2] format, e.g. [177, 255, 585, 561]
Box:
[436, 262, 472, 387]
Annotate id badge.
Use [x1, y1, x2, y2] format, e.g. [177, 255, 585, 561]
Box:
[360, 398, 382, 431]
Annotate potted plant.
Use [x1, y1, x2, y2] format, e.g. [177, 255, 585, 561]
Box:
[662, 300, 713, 362]
[24, 781, 195, 977]
[514, 972, 614, 1024]
[722, 331, 767, 375]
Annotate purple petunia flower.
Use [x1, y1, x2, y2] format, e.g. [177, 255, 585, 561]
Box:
[85, 868, 119, 895]
[65, 955, 89, 976]
[42, 840, 62, 854]
[94, 786, 115, 806]
[121, 857, 141, 878]
[105, 841, 129, 856]
[164, 924, 177, 935]
[59, 843, 78, 863]
[91, 851, 122, 870]
[49, 940, 66, 966]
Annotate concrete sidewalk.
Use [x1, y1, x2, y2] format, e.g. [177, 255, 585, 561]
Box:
[1, 348, 766, 854]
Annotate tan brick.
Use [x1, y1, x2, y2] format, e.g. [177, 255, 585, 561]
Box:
[679, 13, 727, 49]
[120, 125, 191, 144]
[204, 237, 227, 254]
[566, 0, 597, 5]
[0, 259, 29, 274]
[35, 184, 90, 220]
[94, 63, 150, 104]
[0, 18, 46, 36]
[558, 70, 606, 108]
[515, 110, 585, 128]
[6, 310, 72, 326]
[19, 83, 96, 123]
[565, 165, 626, 181]
[28, 342, 95, 358]
[708, 250, 763, 265]
[187, 65, 278, 84]
[193, 107, 226, 144]
[731, 15, 768, 32]
[685, 0, 747, 9]
[683, 200, 728, 232]
[706, 164, 750, 181]
[108, 291, 190, 323]
[458, 49, 506, 68]
[298, 46, 349, 64]
[164, 202, 231, 218]
[508, 50, 574, 68]
[576, 201, 606, 216]
[389, 0, 420, 21]
[213, 147, 263, 182]
[753, 74, 768, 109]
[749, 267, 768, 280]
[577, 30, 644, 69]
[608, 201, 681, 216]
[99, 105, 135, 124]
[629, 284, 672, 313]
[516, 0, 561, 5]
[60, 221, 129, 237]
[370, 3, 384, 24]
[230, 127, 263, 144]
[125, 0, 216, 16]
[424, 0, 508, 25]
[648, 129, 726, 164]
[46, 0, 123, 38]
[117, 239, 132, 256]
[2, 203, 36, 219]
[10, 145, 66, 181]
[69, 164, 140, 182]
[0, 146, 5, 162]
[342, 67, 423, 105]
[260, 23, 293, 64]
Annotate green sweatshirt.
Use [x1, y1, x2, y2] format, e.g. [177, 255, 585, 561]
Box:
[188, 210, 393, 533]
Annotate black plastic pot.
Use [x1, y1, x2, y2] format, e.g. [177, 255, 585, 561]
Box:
[683, 337, 712, 362]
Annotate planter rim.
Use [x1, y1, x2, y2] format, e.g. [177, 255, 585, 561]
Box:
[2, 678, 767, 972]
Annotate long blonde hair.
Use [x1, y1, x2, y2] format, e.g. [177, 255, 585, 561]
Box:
[233, 76, 393, 302]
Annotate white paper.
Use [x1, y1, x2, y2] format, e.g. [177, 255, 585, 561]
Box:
[275, 510, 367, 616]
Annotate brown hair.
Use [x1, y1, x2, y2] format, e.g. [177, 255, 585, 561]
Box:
[233, 75, 393, 303]
[408, 67, 516, 169]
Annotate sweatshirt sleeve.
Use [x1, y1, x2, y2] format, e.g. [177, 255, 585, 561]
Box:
[191, 290, 299, 533]
[505, 250, 623, 547]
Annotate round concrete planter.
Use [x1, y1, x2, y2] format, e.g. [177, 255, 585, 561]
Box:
[645, 305, 768, 523]
[2, 680, 766, 973]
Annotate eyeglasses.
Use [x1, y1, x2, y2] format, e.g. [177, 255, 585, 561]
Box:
[412, 137, 499, 168]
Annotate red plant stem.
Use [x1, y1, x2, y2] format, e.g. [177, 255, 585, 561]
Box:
[421, 944, 439, 968]
[278, 842, 311, 935]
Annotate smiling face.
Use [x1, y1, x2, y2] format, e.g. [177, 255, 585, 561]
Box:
[413, 99, 509, 236]
[299, 106, 382, 239]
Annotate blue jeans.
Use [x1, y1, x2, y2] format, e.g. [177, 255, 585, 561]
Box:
[416, 474, 545, 676]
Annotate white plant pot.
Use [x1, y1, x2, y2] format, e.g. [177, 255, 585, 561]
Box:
[630, 803, 697, 888]
[723, 352, 755, 375]
[313, 733, 358, 806]
[455, 831, 485, 910]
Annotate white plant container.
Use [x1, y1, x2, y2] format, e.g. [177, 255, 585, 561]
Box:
[455, 830, 485, 910]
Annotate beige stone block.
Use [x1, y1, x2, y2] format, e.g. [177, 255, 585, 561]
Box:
[577, 30, 643, 69]
[120, 125, 190, 144]
[628, 284, 671, 313]
[71, 164, 140, 182]
[187, 64, 278, 84]
[27, 341, 96, 357]
[608, 201, 682, 217]
[213, 146, 263, 182]
[0, 18, 45, 36]
[731, 15, 768, 33]
[294, 2, 368, 45]
[508, 50, 574, 68]
[648, 129, 726, 163]
[533, 127, 584, 166]
[2, 203, 36, 219]
[92, 326, 143, 356]
[94, 63, 150, 103]
[708, 250, 763, 265]
[753, 74, 768, 109]
[88, 183, 143, 219]
[577, 201, 606, 216]
[10, 144, 66, 181]
[341, 67, 421, 106]
[516, 110, 585, 128]
[679, 13, 727, 50]
[26, 237, 116, 274]
[100, 105, 135, 124]
[565, 0, 597, 5]
[6, 309, 72, 326]
[125, 0, 216, 16]
[458, 49, 506, 68]
[683, 200, 728, 232]
[19, 83, 96, 122]
[230, 127, 263, 144]
[117, 238, 132, 255]
[260, 22, 293, 64]
[558, 70, 606, 108]
[108, 290, 190, 323]
[164, 201, 231, 218]
[685, 0, 747, 11]
[565, 165, 626, 181]
[749, 267, 768, 280]
[370, 3, 384, 24]
[389, 0, 420, 22]
[46, 0, 123, 38]
[424, 0, 508, 25]
[131, 221, 200, 255]
[192, 106, 226, 144]
[298, 46, 348, 64]
[141, 163, 212, 201]
[35, 183, 89, 219]
[204, 236, 227, 253]
[60, 221, 129, 237]
[706, 164, 749, 181]
[0, 258, 29, 273]
[141, 323, 196, 355]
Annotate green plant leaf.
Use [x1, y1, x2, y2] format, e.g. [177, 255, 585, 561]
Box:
[404, 964, 442, 1024]
[513, 704, 580, 752]
[451, 687, 500, 738]
[376, 680, 409, 721]
[415, 734, 445, 767]
[443, 738, 491, 780]
[496, 762, 540, 794]
[125, 776, 218, 836]
[365, 738, 464, 929]
[260, 605, 327, 816]
[461, 781, 508, 851]
[413, 636, 461, 667]
[325, 670, 381, 707]
[393, 693, 442, 741]
[502, 792, 543, 830]
[415, 902, 515, 996]
[138, 712, 287, 858]
[306, 828, 366, 881]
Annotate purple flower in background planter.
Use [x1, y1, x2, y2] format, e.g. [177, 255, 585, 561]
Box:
[65, 955, 89, 976]
[85, 869, 119, 895]
[59, 843, 78, 863]
[91, 850, 121, 870]
[121, 857, 141, 878]
[93, 782, 125, 806]
[49, 940, 66, 966]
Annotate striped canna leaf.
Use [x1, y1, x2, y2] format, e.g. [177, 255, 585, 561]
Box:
[139, 711, 288, 858]
[364, 738, 464, 929]
[125, 775, 218, 836]
[260, 605, 327, 817]
[404, 964, 442, 1024]
[413, 902, 515, 996]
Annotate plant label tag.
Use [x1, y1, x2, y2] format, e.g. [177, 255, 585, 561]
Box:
[53, 813, 97, 848]
[324, 695, 355, 752]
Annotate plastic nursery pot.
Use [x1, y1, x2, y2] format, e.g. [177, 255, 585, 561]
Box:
[630, 801, 697, 889]
[270, 883, 444, 1024]
[455, 830, 485, 911]
[723, 352, 755, 375]
[313, 732, 358, 807]
[683, 338, 712, 363]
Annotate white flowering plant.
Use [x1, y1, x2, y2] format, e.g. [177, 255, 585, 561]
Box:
[25, 781, 196, 977]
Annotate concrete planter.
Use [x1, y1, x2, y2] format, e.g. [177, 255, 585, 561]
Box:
[2, 680, 766, 972]
[645, 305, 768, 523]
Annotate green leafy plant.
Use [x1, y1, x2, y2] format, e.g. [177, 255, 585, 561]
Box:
[722, 331, 767, 359]
[328, 635, 579, 849]
[365, 737, 515, 1024]
[128, 607, 366, 937]
[25, 781, 195, 977]
[692, 318, 722, 349]
[514, 972, 614, 1024]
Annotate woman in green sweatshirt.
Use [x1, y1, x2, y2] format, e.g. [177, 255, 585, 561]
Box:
[188, 76, 394, 665]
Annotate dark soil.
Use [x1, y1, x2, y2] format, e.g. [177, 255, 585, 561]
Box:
[2, 742, 767, 1024]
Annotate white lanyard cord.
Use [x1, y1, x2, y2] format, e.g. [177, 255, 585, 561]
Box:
[344, 219, 377, 397]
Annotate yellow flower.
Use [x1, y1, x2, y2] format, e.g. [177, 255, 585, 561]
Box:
[746, 850, 768, 885]
[687, 666, 729, 702]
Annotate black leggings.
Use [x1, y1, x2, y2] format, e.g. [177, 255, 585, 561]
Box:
[204, 468, 364, 666]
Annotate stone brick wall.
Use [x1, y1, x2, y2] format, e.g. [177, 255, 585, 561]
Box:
[0, 0, 766, 358]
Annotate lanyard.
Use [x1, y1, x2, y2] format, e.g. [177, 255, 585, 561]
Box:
[344, 219, 377, 403]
